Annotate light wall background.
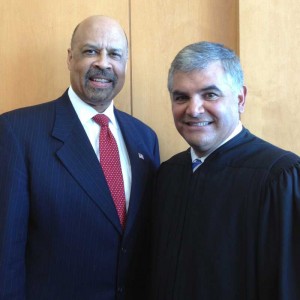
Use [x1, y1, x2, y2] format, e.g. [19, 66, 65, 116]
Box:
[1, 0, 299, 161]
[239, 0, 300, 156]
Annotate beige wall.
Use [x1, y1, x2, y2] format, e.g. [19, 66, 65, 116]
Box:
[1, 1, 241, 162]
[0, 1, 238, 162]
[0, 1, 131, 113]
[2, 1, 299, 161]
[239, 0, 300, 155]
[131, 0, 238, 161]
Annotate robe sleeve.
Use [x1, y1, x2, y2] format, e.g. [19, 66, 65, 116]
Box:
[0, 115, 28, 299]
[258, 160, 300, 300]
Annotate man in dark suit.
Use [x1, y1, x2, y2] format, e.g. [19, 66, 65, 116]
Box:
[0, 15, 160, 300]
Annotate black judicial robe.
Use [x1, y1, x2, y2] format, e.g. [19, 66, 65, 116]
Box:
[151, 128, 300, 300]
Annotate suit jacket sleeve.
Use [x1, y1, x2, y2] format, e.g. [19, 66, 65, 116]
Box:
[0, 114, 28, 300]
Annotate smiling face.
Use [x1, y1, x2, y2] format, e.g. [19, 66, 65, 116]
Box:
[67, 16, 128, 112]
[170, 61, 246, 157]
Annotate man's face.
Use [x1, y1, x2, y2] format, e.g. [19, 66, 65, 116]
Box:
[67, 17, 128, 112]
[170, 61, 246, 157]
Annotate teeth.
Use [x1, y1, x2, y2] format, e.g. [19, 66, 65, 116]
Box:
[197, 122, 210, 126]
[189, 121, 210, 126]
[92, 78, 110, 83]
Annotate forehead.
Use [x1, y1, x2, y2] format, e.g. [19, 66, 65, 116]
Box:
[73, 20, 127, 51]
[172, 62, 228, 91]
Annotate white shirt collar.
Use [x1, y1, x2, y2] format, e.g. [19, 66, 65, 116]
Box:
[191, 121, 243, 163]
[67, 87, 131, 208]
[68, 86, 118, 128]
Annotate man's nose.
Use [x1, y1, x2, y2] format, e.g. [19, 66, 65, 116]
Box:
[93, 53, 112, 69]
[186, 96, 205, 116]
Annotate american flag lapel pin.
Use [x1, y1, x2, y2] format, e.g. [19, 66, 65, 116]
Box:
[138, 153, 144, 160]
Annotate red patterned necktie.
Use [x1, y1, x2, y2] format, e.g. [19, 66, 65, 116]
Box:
[93, 114, 126, 228]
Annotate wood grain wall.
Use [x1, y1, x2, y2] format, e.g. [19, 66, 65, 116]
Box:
[0, 1, 131, 113]
[1, 0, 239, 161]
[131, 0, 238, 160]
[239, 0, 300, 155]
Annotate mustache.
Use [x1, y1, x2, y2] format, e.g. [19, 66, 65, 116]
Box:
[86, 68, 117, 82]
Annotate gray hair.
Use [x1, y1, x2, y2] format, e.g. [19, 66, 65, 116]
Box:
[167, 41, 244, 94]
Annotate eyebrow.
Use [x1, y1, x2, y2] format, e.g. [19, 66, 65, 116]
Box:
[199, 85, 222, 93]
[171, 91, 188, 98]
[172, 85, 222, 96]
[84, 43, 123, 50]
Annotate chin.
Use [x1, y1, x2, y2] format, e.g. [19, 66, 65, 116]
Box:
[185, 136, 205, 147]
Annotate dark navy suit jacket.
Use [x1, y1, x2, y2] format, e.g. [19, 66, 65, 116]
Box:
[0, 91, 160, 300]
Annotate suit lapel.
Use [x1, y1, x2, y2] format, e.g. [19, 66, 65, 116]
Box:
[51, 93, 122, 233]
[115, 110, 149, 235]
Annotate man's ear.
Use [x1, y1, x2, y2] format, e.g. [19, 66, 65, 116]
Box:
[238, 85, 247, 113]
[67, 48, 72, 71]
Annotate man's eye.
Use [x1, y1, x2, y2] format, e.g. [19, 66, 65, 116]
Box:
[173, 95, 189, 102]
[83, 49, 97, 55]
[204, 93, 218, 100]
[110, 52, 122, 59]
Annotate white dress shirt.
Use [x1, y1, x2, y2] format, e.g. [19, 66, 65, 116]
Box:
[68, 87, 132, 211]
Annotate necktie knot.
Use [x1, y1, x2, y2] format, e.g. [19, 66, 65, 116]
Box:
[192, 158, 202, 172]
[93, 114, 109, 127]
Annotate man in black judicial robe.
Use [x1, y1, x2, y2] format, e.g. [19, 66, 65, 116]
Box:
[150, 42, 300, 300]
